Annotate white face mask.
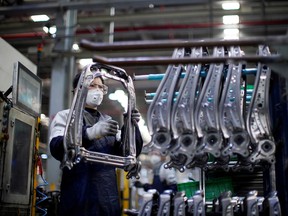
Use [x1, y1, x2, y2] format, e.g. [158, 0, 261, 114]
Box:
[150, 155, 161, 164]
[86, 89, 103, 108]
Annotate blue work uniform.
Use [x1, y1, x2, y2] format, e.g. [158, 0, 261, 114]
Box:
[49, 108, 143, 216]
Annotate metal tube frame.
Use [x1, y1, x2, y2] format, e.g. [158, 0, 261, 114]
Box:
[61, 62, 141, 179]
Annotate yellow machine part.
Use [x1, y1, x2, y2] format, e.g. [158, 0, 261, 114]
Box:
[31, 117, 41, 216]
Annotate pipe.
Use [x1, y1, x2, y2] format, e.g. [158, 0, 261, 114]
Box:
[1, 19, 288, 40]
[134, 68, 257, 81]
[81, 35, 288, 51]
[92, 54, 285, 66]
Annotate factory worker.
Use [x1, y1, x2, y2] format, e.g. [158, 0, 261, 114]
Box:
[49, 71, 143, 216]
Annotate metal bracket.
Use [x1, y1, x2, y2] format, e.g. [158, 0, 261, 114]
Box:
[61, 62, 140, 179]
[194, 46, 225, 158]
[246, 45, 276, 165]
[167, 47, 204, 171]
[219, 46, 250, 158]
[146, 48, 185, 155]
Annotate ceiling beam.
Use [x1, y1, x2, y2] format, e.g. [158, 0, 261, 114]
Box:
[0, 0, 206, 15]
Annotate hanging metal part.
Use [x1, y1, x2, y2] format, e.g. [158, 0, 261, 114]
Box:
[61, 62, 140, 179]
[173, 191, 187, 216]
[79, 149, 137, 167]
[157, 190, 174, 216]
[61, 69, 88, 170]
[146, 48, 185, 155]
[244, 190, 260, 216]
[219, 46, 250, 158]
[212, 191, 235, 216]
[263, 191, 282, 216]
[194, 46, 225, 158]
[191, 190, 206, 216]
[167, 47, 203, 171]
[220, 191, 235, 216]
[138, 189, 159, 216]
[231, 156, 255, 172]
[246, 45, 276, 165]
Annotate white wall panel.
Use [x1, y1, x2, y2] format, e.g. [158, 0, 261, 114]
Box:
[0, 37, 37, 94]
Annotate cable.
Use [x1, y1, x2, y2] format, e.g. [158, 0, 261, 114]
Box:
[35, 155, 49, 216]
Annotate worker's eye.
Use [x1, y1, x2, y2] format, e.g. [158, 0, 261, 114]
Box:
[89, 83, 108, 94]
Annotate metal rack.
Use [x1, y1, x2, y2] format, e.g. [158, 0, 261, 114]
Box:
[80, 36, 288, 215]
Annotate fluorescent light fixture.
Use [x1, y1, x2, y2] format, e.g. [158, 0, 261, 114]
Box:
[224, 28, 239, 35]
[31, 14, 50, 22]
[224, 34, 239, 39]
[222, 2, 240, 10]
[223, 15, 239, 25]
[224, 28, 239, 39]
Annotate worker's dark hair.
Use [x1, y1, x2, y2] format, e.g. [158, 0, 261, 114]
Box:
[72, 72, 105, 89]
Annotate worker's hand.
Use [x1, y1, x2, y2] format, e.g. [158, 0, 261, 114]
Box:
[86, 119, 119, 140]
[134, 181, 151, 191]
[131, 109, 141, 123]
[133, 181, 144, 188]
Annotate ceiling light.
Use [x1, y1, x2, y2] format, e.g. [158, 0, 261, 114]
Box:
[43, 25, 57, 35]
[72, 43, 80, 51]
[224, 28, 239, 39]
[222, 2, 240, 10]
[223, 15, 239, 25]
[31, 14, 50, 22]
[43, 26, 49, 33]
[224, 28, 239, 34]
[49, 26, 57, 34]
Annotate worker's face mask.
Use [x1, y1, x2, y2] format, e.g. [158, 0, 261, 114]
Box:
[150, 155, 161, 164]
[86, 89, 103, 107]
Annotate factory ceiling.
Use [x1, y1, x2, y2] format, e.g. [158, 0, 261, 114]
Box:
[0, 0, 288, 127]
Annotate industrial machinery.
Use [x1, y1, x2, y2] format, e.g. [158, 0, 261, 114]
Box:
[0, 61, 42, 215]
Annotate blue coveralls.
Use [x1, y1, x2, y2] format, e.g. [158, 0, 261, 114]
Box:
[49, 108, 143, 216]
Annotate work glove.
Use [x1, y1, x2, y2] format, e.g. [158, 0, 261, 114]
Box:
[131, 109, 141, 123]
[133, 181, 144, 188]
[134, 181, 151, 191]
[86, 119, 119, 140]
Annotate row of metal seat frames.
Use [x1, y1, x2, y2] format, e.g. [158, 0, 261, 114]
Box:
[124, 188, 281, 216]
[144, 45, 275, 173]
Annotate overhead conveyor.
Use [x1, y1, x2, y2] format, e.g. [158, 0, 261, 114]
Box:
[80, 36, 288, 215]
[137, 44, 277, 174]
